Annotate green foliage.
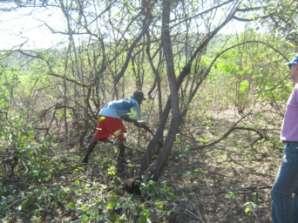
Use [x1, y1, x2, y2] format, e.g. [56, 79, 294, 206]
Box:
[0, 128, 176, 222]
[263, 0, 298, 45]
[141, 180, 176, 200]
[0, 113, 62, 181]
[225, 191, 237, 200]
[0, 183, 74, 221]
[243, 201, 257, 216]
[0, 66, 19, 110]
[206, 30, 294, 112]
[70, 180, 175, 222]
[239, 80, 249, 94]
[107, 165, 117, 177]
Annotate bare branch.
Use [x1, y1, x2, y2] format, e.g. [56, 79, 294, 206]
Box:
[170, 0, 236, 29]
[194, 112, 253, 149]
[16, 50, 90, 87]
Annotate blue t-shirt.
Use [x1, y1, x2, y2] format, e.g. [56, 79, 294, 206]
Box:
[98, 97, 141, 120]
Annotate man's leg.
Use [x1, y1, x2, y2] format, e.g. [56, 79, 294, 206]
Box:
[292, 189, 298, 222]
[292, 148, 298, 222]
[271, 143, 298, 223]
[82, 138, 98, 164]
[82, 118, 106, 164]
[117, 143, 126, 176]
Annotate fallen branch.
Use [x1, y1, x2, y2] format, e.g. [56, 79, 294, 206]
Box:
[195, 112, 253, 149]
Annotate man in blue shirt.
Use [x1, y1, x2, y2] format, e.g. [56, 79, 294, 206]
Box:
[82, 91, 146, 172]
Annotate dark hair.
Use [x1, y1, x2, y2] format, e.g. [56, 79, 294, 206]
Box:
[132, 91, 145, 101]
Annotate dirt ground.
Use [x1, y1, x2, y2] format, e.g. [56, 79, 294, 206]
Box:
[162, 111, 281, 223]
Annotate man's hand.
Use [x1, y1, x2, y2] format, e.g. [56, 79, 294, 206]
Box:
[135, 120, 147, 128]
[135, 120, 155, 136]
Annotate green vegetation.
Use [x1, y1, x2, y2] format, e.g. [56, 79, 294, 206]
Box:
[1, 0, 298, 222]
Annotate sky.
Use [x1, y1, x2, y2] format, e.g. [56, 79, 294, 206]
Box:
[0, 1, 247, 50]
[0, 2, 67, 49]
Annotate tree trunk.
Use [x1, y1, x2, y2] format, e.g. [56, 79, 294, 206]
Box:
[153, 114, 182, 180]
[152, 0, 181, 180]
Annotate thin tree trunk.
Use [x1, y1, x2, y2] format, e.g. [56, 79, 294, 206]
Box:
[151, 0, 181, 180]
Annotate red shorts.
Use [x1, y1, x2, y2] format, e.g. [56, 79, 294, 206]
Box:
[93, 116, 126, 142]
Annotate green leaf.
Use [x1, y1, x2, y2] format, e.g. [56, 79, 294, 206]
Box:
[243, 201, 257, 216]
[66, 202, 76, 210]
[107, 165, 117, 176]
[239, 80, 249, 94]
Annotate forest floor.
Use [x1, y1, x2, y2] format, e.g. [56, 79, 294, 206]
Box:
[166, 119, 278, 223]
[1, 110, 281, 223]
[80, 111, 280, 222]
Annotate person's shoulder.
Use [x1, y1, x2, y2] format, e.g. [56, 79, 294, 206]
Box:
[121, 98, 134, 104]
[129, 97, 139, 106]
[110, 98, 127, 103]
[111, 97, 138, 107]
[116, 98, 135, 107]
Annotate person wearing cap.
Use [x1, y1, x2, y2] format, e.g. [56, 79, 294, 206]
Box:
[82, 91, 146, 170]
[271, 55, 298, 223]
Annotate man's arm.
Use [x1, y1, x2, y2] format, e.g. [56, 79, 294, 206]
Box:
[121, 114, 146, 128]
[121, 114, 136, 123]
[121, 111, 158, 141]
